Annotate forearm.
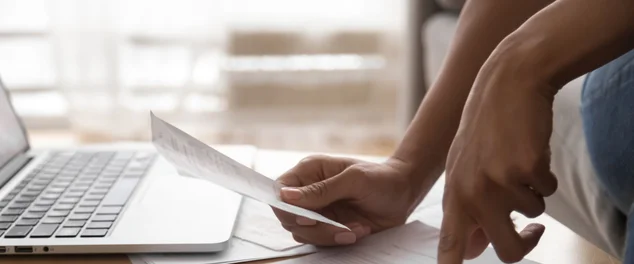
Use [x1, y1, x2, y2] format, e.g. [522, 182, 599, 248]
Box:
[392, 0, 552, 194]
[490, 0, 634, 90]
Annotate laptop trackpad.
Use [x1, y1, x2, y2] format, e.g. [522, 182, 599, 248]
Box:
[112, 169, 242, 244]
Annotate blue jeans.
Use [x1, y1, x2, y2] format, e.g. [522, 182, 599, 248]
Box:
[582, 48, 634, 261]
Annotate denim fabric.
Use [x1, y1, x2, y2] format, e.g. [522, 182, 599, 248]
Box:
[581, 48, 634, 261]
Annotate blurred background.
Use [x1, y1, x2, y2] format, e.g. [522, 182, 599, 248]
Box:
[0, 0, 420, 155]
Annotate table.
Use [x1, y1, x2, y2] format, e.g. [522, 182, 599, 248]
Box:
[0, 147, 620, 264]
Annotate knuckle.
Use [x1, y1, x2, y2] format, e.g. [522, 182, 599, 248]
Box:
[303, 181, 329, 198]
[438, 232, 459, 252]
[346, 164, 371, 176]
[298, 155, 329, 167]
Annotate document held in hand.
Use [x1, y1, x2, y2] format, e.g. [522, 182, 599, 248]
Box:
[150, 112, 349, 230]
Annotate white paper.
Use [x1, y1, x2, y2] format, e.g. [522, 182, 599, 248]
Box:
[136, 238, 316, 264]
[234, 198, 304, 251]
[274, 221, 540, 264]
[150, 112, 349, 230]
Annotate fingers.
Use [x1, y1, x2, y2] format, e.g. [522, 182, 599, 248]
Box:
[271, 207, 300, 227]
[518, 223, 545, 255]
[280, 167, 366, 210]
[276, 155, 358, 187]
[438, 201, 470, 264]
[289, 222, 371, 246]
[479, 210, 542, 263]
[464, 228, 490, 260]
[511, 185, 546, 218]
[526, 170, 558, 197]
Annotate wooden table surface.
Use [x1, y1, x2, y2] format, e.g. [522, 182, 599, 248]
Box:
[0, 146, 620, 264]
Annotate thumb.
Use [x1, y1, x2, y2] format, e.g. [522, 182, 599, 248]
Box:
[519, 223, 545, 255]
[280, 174, 352, 210]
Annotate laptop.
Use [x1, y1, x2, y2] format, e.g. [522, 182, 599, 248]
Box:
[0, 77, 247, 255]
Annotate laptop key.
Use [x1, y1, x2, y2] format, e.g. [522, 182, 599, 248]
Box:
[40, 194, 61, 200]
[79, 200, 100, 207]
[0, 222, 11, 229]
[8, 202, 29, 209]
[34, 200, 55, 206]
[97, 206, 122, 215]
[74, 207, 96, 214]
[59, 197, 81, 204]
[23, 212, 45, 219]
[30, 224, 59, 238]
[56, 227, 81, 238]
[4, 226, 32, 238]
[84, 195, 104, 201]
[101, 178, 140, 206]
[42, 217, 64, 224]
[69, 213, 91, 220]
[81, 228, 108, 237]
[53, 204, 75, 211]
[3, 208, 24, 215]
[0, 215, 18, 222]
[14, 199, 35, 205]
[63, 220, 86, 227]
[28, 205, 51, 212]
[87, 221, 112, 229]
[92, 214, 117, 222]
[48, 210, 71, 217]
[16, 218, 39, 226]
[64, 193, 84, 199]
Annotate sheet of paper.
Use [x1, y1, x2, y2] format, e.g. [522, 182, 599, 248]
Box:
[134, 237, 316, 264]
[274, 221, 540, 264]
[150, 112, 348, 230]
[234, 198, 304, 251]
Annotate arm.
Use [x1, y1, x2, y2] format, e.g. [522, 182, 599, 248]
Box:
[495, 0, 634, 90]
[437, 0, 634, 263]
[392, 0, 553, 206]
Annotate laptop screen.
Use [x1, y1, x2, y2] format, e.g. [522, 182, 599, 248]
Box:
[0, 79, 29, 169]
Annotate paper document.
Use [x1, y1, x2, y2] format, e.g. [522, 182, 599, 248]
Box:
[234, 198, 304, 251]
[132, 237, 316, 264]
[150, 112, 348, 230]
[275, 221, 540, 264]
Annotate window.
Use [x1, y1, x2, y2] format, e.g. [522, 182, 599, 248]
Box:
[0, 0, 407, 153]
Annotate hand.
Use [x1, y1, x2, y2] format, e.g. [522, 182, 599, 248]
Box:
[438, 60, 558, 263]
[272, 155, 419, 246]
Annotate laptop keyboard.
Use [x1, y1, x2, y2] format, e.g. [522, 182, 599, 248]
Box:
[0, 151, 156, 239]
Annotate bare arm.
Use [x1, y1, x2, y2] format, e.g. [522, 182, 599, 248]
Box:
[392, 0, 553, 205]
[495, 0, 634, 90]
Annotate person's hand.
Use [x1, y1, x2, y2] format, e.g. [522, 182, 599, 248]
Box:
[438, 58, 558, 263]
[272, 155, 419, 246]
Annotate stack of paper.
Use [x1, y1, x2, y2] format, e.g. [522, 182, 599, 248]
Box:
[274, 221, 539, 264]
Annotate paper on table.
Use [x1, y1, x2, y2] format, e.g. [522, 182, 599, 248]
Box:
[274, 221, 540, 264]
[150, 112, 349, 230]
[135, 237, 317, 264]
[234, 198, 304, 251]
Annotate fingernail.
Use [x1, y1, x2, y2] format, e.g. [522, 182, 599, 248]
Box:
[335, 232, 356, 245]
[296, 216, 317, 226]
[524, 224, 545, 233]
[281, 187, 302, 200]
[351, 225, 365, 237]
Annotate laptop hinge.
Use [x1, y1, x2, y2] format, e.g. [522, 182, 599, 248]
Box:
[0, 154, 32, 189]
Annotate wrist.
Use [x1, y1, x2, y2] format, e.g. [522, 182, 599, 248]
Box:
[484, 33, 560, 94]
[385, 155, 441, 211]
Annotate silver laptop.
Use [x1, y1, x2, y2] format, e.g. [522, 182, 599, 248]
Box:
[0, 78, 244, 255]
